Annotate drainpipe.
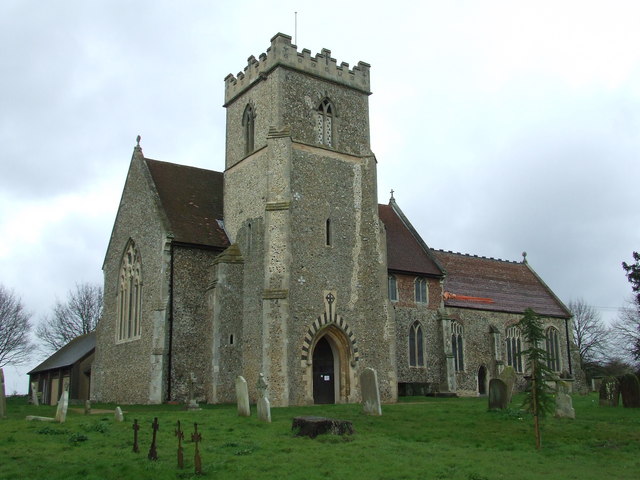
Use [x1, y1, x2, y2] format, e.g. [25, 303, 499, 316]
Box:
[166, 244, 174, 401]
[564, 318, 572, 376]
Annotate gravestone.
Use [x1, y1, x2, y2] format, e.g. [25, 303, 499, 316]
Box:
[256, 373, 271, 423]
[235, 376, 250, 417]
[554, 381, 575, 419]
[488, 378, 508, 410]
[114, 406, 124, 422]
[292, 416, 355, 438]
[54, 390, 69, 423]
[84, 400, 91, 415]
[0, 368, 6, 419]
[30, 382, 39, 406]
[186, 372, 200, 410]
[498, 366, 517, 405]
[148, 417, 159, 460]
[619, 373, 640, 408]
[191, 423, 202, 475]
[132, 419, 140, 453]
[599, 377, 620, 407]
[360, 367, 382, 416]
[175, 420, 184, 469]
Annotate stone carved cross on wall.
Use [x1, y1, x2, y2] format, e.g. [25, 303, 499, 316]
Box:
[325, 292, 335, 321]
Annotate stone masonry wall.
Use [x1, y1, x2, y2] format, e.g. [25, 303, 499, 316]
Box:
[93, 153, 171, 404]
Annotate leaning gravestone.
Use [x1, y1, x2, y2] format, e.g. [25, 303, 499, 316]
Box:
[115, 406, 124, 422]
[499, 366, 517, 405]
[599, 377, 620, 407]
[0, 368, 6, 419]
[488, 378, 508, 410]
[360, 367, 382, 416]
[619, 373, 640, 408]
[235, 376, 250, 417]
[54, 390, 69, 423]
[256, 373, 271, 423]
[554, 381, 575, 419]
[30, 382, 39, 406]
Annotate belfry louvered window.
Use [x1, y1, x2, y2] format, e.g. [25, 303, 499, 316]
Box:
[316, 98, 333, 147]
[242, 104, 255, 155]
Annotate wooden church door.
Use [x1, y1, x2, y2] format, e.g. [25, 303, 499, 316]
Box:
[313, 336, 335, 404]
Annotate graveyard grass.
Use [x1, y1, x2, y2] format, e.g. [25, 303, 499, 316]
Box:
[1, 394, 639, 480]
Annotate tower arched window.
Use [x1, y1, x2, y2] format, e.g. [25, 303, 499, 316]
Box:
[505, 326, 523, 373]
[409, 321, 425, 367]
[316, 98, 334, 147]
[242, 104, 255, 155]
[117, 241, 142, 342]
[545, 326, 561, 372]
[451, 321, 464, 371]
[388, 275, 398, 302]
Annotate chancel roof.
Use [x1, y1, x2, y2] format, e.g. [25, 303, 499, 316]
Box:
[433, 250, 570, 318]
[378, 202, 443, 277]
[29, 333, 96, 374]
[145, 159, 229, 249]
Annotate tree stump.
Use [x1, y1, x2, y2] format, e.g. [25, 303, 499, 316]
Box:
[292, 416, 354, 438]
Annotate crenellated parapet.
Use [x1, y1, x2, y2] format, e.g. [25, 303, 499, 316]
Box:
[224, 33, 371, 105]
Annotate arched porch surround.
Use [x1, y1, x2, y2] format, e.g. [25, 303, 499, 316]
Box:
[477, 365, 488, 396]
[301, 313, 359, 404]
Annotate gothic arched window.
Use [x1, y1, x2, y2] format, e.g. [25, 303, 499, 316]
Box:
[117, 241, 142, 342]
[242, 104, 255, 155]
[451, 321, 464, 371]
[409, 321, 424, 367]
[316, 98, 334, 147]
[505, 326, 523, 373]
[546, 326, 561, 372]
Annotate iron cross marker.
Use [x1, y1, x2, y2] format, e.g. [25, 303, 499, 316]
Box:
[175, 420, 184, 469]
[191, 423, 202, 475]
[132, 419, 140, 453]
[148, 417, 159, 460]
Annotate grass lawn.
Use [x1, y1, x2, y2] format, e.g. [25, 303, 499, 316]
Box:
[1, 393, 638, 480]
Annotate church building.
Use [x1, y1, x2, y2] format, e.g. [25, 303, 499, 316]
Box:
[91, 33, 577, 406]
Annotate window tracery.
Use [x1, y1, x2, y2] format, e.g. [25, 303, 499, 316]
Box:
[117, 241, 142, 342]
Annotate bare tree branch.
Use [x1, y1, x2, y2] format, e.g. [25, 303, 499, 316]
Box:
[568, 298, 611, 367]
[36, 282, 102, 353]
[611, 297, 640, 363]
[0, 284, 33, 367]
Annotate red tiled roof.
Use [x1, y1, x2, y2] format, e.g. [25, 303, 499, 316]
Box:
[433, 250, 570, 318]
[145, 159, 229, 249]
[378, 203, 443, 277]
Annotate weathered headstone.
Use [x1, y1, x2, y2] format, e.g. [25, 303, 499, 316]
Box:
[619, 373, 640, 408]
[0, 368, 6, 419]
[488, 378, 508, 410]
[186, 372, 200, 410]
[235, 376, 250, 417]
[175, 420, 184, 469]
[498, 366, 517, 405]
[599, 377, 620, 407]
[256, 373, 271, 423]
[191, 422, 202, 475]
[148, 417, 159, 460]
[84, 400, 91, 415]
[114, 406, 124, 422]
[30, 382, 39, 406]
[360, 367, 382, 416]
[554, 381, 575, 419]
[132, 419, 140, 453]
[292, 416, 355, 438]
[54, 390, 69, 423]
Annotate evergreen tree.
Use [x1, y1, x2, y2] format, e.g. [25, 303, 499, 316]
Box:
[519, 308, 556, 449]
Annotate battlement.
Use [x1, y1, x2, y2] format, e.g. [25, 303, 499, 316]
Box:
[224, 33, 371, 105]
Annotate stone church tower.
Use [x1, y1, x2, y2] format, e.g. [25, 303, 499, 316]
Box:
[216, 33, 396, 406]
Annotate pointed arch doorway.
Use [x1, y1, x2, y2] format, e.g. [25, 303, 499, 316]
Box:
[478, 365, 488, 395]
[313, 336, 335, 404]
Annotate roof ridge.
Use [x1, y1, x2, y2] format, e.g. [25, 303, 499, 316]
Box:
[145, 157, 222, 175]
[432, 248, 521, 264]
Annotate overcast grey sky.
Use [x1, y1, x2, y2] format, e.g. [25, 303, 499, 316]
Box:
[1, 0, 639, 392]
